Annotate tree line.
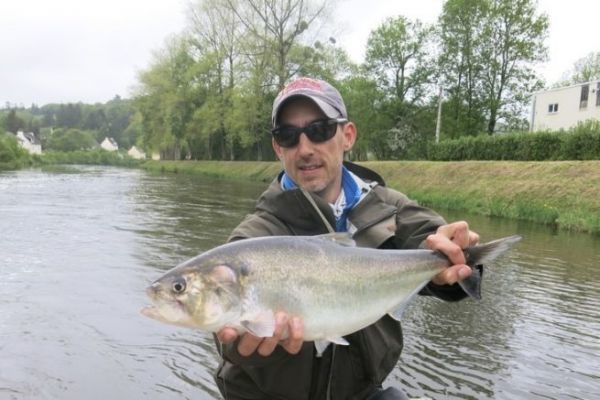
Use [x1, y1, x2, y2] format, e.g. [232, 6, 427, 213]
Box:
[131, 0, 550, 161]
[4, 1, 599, 161]
[0, 96, 136, 152]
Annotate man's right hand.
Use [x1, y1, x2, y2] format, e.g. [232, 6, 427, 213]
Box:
[216, 311, 304, 356]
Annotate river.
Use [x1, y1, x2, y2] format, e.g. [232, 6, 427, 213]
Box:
[1, 165, 598, 400]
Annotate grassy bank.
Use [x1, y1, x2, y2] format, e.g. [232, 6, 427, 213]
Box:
[141, 160, 600, 235]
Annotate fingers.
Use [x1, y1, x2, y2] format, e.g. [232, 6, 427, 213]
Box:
[216, 327, 239, 344]
[426, 221, 481, 286]
[281, 317, 304, 355]
[256, 312, 288, 356]
[431, 264, 472, 285]
[469, 230, 480, 246]
[231, 312, 304, 357]
[237, 331, 264, 356]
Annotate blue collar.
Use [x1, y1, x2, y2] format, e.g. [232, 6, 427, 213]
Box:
[281, 166, 362, 232]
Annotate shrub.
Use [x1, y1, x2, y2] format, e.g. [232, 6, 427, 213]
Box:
[428, 121, 600, 161]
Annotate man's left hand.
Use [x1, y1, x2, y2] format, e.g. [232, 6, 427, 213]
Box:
[425, 221, 480, 285]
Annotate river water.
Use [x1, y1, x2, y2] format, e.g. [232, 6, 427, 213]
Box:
[1, 165, 598, 400]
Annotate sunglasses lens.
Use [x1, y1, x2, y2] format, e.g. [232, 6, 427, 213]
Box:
[272, 119, 342, 148]
[272, 127, 300, 147]
[305, 121, 336, 143]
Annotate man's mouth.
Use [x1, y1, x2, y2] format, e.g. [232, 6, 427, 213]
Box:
[298, 163, 322, 171]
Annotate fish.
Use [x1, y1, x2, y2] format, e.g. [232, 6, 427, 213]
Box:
[141, 233, 521, 354]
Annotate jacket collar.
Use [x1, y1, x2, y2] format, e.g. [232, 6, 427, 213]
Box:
[255, 162, 396, 242]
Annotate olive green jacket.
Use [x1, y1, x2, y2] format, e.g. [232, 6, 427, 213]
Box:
[214, 162, 467, 400]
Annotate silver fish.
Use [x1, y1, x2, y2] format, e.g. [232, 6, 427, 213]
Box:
[142, 233, 521, 354]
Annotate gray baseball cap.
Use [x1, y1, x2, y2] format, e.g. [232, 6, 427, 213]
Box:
[271, 77, 347, 126]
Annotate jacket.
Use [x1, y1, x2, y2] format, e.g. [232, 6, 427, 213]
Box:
[214, 162, 467, 400]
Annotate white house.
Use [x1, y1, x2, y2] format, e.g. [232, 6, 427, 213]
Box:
[127, 145, 146, 160]
[530, 80, 600, 131]
[16, 131, 42, 155]
[100, 137, 119, 152]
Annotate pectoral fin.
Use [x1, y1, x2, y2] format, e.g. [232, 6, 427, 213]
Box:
[241, 309, 275, 337]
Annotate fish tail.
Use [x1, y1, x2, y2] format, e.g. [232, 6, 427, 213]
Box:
[458, 235, 522, 300]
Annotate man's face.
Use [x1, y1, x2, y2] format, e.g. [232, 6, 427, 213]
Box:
[273, 98, 356, 203]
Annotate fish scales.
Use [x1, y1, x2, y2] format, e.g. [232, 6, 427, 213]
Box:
[142, 233, 521, 352]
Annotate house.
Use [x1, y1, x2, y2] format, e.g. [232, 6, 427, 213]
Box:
[530, 80, 600, 131]
[127, 146, 146, 160]
[100, 137, 119, 152]
[16, 131, 42, 155]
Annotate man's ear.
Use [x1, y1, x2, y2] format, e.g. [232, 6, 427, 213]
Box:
[342, 122, 357, 151]
[272, 138, 283, 159]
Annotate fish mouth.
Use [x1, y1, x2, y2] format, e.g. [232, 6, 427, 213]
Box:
[141, 298, 186, 320]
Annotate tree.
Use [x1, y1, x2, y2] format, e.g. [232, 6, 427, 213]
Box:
[134, 36, 197, 160]
[438, 0, 488, 137]
[364, 16, 436, 157]
[5, 109, 25, 133]
[366, 16, 436, 112]
[224, 0, 330, 89]
[439, 0, 548, 135]
[555, 51, 600, 86]
[480, 0, 548, 134]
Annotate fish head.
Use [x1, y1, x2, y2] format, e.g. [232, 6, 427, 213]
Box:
[142, 262, 243, 331]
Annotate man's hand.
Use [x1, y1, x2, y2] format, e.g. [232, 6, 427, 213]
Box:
[425, 221, 480, 285]
[216, 311, 304, 357]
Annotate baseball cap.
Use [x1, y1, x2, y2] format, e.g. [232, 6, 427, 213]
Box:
[271, 77, 348, 127]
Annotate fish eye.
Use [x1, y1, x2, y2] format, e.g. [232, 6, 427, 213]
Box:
[172, 278, 186, 294]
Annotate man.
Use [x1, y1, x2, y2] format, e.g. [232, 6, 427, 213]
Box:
[214, 77, 479, 400]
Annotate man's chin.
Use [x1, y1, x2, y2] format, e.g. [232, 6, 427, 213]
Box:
[298, 180, 327, 195]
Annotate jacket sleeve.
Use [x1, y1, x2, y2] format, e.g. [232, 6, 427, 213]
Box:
[388, 189, 469, 302]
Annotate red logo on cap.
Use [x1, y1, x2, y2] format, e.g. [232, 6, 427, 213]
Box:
[279, 78, 323, 96]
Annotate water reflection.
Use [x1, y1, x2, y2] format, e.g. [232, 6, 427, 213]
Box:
[1, 166, 598, 400]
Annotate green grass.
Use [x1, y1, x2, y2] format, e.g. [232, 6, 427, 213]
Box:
[141, 160, 600, 235]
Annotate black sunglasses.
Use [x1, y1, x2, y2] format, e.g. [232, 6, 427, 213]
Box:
[271, 118, 348, 148]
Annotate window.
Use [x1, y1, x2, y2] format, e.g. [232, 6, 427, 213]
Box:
[548, 103, 558, 113]
[596, 82, 600, 106]
[580, 84, 589, 108]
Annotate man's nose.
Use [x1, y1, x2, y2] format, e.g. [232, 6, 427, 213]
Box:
[296, 132, 314, 154]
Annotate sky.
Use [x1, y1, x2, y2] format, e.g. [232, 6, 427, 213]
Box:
[1, 0, 599, 106]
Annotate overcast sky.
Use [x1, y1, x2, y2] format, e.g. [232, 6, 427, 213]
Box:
[2, 0, 598, 106]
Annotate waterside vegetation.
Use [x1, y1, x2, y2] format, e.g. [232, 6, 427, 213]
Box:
[141, 160, 600, 235]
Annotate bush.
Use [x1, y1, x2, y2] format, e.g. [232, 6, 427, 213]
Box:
[0, 134, 31, 169]
[428, 120, 600, 161]
[39, 149, 141, 167]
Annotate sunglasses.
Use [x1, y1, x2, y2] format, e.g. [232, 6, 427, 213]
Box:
[271, 118, 348, 148]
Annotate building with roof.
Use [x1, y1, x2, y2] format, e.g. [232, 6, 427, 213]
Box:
[127, 145, 146, 160]
[100, 137, 119, 152]
[531, 80, 600, 131]
[15, 131, 42, 155]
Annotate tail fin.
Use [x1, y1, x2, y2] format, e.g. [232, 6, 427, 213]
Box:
[458, 235, 522, 300]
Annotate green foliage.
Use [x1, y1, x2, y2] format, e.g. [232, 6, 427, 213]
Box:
[44, 128, 97, 152]
[439, 0, 548, 135]
[428, 120, 600, 161]
[561, 120, 600, 160]
[39, 149, 140, 167]
[0, 133, 31, 169]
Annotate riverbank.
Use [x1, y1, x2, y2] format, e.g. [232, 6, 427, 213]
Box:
[142, 160, 600, 234]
